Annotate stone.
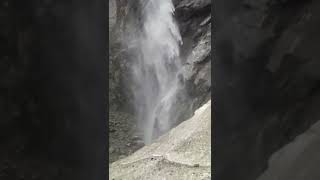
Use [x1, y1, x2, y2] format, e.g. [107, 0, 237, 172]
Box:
[109, 147, 115, 154]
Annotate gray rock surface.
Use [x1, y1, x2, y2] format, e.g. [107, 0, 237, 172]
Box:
[109, 0, 116, 31]
[175, 0, 211, 111]
[109, 111, 144, 163]
[110, 100, 211, 180]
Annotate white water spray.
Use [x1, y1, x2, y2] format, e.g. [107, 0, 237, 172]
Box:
[131, 0, 183, 144]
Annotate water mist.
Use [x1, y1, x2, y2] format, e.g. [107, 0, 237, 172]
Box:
[130, 0, 184, 144]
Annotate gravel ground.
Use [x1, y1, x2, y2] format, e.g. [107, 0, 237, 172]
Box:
[110, 100, 212, 180]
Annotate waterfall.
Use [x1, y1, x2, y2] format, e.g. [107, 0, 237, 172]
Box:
[130, 0, 184, 144]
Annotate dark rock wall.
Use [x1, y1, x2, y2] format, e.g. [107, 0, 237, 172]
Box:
[214, 0, 320, 179]
[108, 0, 136, 111]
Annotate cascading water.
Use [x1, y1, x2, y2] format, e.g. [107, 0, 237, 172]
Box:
[130, 0, 184, 144]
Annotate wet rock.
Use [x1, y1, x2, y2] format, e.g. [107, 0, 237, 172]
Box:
[177, 0, 212, 111]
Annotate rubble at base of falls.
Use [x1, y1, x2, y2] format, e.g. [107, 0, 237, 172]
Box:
[110, 100, 211, 180]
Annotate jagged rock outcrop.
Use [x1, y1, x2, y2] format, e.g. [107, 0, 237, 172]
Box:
[214, 0, 320, 179]
[110, 100, 211, 180]
[175, 0, 211, 112]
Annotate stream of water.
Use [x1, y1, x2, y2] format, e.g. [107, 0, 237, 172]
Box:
[131, 0, 183, 144]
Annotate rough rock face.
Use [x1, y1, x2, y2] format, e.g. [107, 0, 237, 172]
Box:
[110, 100, 211, 180]
[109, 111, 144, 163]
[108, 0, 131, 111]
[258, 120, 320, 180]
[175, 0, 212, 112]
[214, 0, 320, 179]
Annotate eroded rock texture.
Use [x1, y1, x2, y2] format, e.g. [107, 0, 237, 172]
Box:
[214, 0, 320, 179]
[175, 0, 212, 114]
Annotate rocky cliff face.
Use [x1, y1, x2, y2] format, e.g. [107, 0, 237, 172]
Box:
[175, 0, 212, 114]
[214, 0, 320, 179]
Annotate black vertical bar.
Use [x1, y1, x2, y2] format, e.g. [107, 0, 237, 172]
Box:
[29, 0, 108, 179]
